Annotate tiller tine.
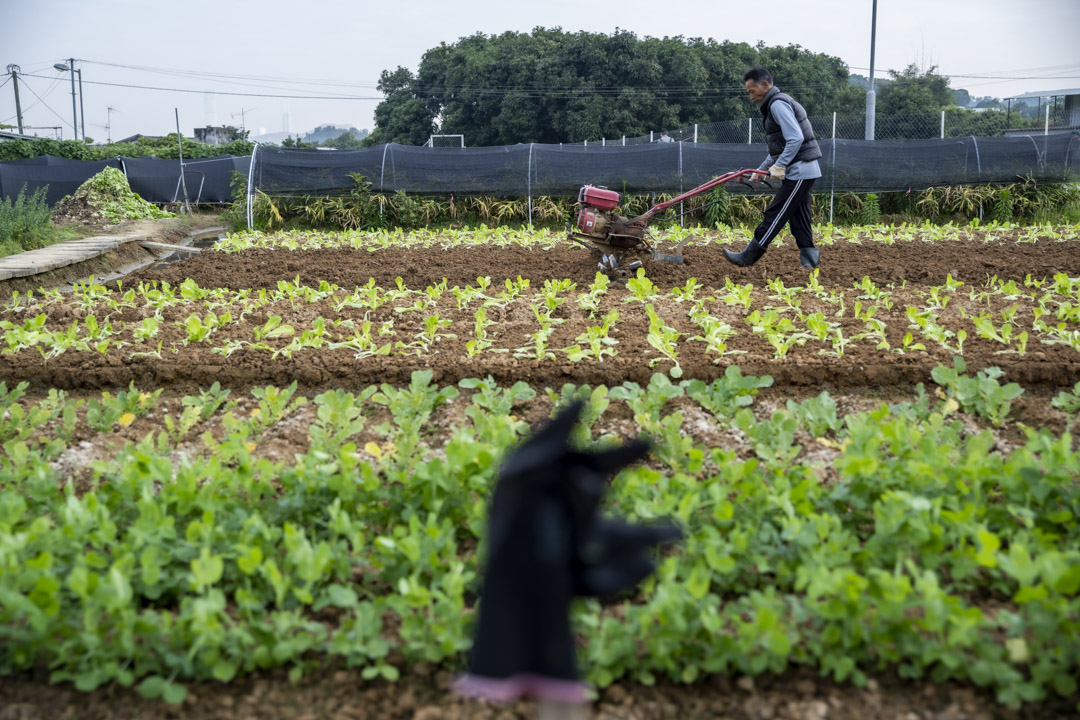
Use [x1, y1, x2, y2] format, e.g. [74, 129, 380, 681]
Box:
[651, 236, 691, 264]
[650, 251, 684, 264]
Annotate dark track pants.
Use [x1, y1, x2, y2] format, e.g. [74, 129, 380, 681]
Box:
[751, 178, 816, 251]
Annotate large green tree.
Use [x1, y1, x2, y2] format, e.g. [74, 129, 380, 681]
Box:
[877, 64, 954, 114]
[367, 29, 864, 146]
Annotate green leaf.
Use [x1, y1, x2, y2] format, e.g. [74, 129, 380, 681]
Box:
[137, 675, 166, 699]
[975, 529, 1000, 567]
[686, 563, 710, 600]
[162, 681, 187, 705]
[191, 547, 224, 589]
[236, 545, 263, 575]
[212, 660, 238, 682]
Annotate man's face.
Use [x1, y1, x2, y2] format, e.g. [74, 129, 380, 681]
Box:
[745, 79, 772, 104]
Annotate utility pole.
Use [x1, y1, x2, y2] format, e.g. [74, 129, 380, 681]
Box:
[232, 107, 256, 133]
[6, 65, 24, 134]
[865, 0, 878, 141]
[54, 59, 79, 140]
[106, 106, 118, 143]
[77, 66, 85, 142]
[175, 108, 191, 214]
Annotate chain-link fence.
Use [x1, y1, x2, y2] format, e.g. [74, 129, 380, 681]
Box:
[560, 105, 1077, 146]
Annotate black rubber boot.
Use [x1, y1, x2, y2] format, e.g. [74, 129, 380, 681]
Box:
[800, 247, 820, 269]
[722, 240, 767, 268]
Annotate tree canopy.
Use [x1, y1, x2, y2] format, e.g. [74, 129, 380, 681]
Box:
[365, 29, 865, 146]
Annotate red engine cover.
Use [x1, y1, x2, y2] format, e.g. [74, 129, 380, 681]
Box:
[576, 206, 606, 235]
[578, 184, 620, 211]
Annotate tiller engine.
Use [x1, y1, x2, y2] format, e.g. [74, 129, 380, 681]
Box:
[568, 168, 768, 277]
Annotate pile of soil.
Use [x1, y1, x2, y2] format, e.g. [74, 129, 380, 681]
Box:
[52, 167, 173, 228]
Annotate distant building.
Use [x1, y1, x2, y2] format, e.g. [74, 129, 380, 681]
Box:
[1003, 88, 1080, 134]
[114, 134, 163, 144]
[194, 126, 233, 146]
[0, 129, 38, 141]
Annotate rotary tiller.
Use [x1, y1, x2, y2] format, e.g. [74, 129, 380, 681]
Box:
[567, 168, 769, 277]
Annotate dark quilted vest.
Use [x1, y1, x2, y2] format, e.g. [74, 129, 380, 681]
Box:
[761, 88, 822, 163]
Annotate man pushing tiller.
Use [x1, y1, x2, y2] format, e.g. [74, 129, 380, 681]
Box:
[724, 67, 822, 270]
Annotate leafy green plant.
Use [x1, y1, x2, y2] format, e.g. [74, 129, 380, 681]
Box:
[310, 388, 377, 454]
[85, 382, 163, 432]
[931, 357, 1024, 426]
[372, 370, 458, 469]
[564, 309, 619, 362]
[645, 304, 682, 378]
[682, 366, 773, 419]
[625, 269, 658, 303]
[787, 391, 842, 437]
[0, 184, 53, 255]
[1051, 382, 1080, 416]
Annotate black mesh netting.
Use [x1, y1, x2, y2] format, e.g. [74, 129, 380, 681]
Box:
[1, 133, 1077, 207]
[253, 133, 1080, 198]
[0, 156, 122, 205]
[0, 154, 248, 206]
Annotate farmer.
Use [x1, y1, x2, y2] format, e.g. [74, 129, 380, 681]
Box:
[724, 67, 822, 269]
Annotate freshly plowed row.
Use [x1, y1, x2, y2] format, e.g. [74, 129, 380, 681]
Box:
[2, 237, 1077, 392]
[125, 238, 1080, 292]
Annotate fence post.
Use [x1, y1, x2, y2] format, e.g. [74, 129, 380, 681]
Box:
[650, 131, 654, 142]
[527, 143, 534, 231]
[694, 123, 698, 143]
[941, 110, 945, 139]
[622, 136, 625, 146]
[748, 118, 752, 144]
[829, 113, 836, 225]
[1045, 105, 1050, 135]
[602, 138, 605, 147]
[678, 141, 684, 227]
[246, 143, 259, 230]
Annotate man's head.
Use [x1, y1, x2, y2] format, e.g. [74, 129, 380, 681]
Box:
[743, 67, 773, 105]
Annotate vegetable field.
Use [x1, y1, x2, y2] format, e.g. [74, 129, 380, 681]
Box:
[2, 223, 1080, 719]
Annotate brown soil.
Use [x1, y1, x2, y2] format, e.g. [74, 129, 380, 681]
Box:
[3, 235, 1078, 393]
[125, 237, 1080, 292]
[2, 665, 1074, 720]
[3, 229, 1079, 720]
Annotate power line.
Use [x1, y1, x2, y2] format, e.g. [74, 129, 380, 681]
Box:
[2, 74, 67, 125]
[80, 59, 381, 90]
[14, 71, 848, 101]
[71, 58, 857, 97]
[16, 73, 382, 100]
[16, 76, 75, 131]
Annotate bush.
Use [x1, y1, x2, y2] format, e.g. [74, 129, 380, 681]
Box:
[0, 184, 53, 255]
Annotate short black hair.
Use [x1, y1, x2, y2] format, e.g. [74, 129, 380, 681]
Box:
[743, 67, 773, 84]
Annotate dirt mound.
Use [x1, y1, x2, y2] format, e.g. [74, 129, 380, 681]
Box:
[52, 166, 174, 228]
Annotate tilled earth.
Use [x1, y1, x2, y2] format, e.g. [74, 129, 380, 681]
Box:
[3, 665, 1077, 720]
[2, 229, 1079, 719]
[2, 237, 1079, 392]
[129, 235, 1080, 293]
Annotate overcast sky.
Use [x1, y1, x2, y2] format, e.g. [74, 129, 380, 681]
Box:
[2, 0, 1078, 143]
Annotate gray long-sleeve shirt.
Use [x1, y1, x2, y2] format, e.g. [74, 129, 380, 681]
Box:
[758, 97, 822, 181]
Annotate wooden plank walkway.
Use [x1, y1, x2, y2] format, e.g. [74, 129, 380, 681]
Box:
[0, 234, 142, 281]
